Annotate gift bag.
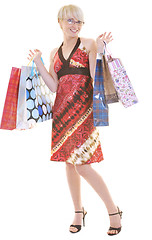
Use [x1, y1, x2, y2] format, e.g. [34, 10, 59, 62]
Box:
[0, 67, 21, 130]
[17, 60, 55, 129]
[104, 45, 138, 108]
[93, 59, 109, 126]
[102, 54, 119, 104]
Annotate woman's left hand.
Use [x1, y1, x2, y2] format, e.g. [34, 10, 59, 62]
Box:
[96, 32, 113, 53]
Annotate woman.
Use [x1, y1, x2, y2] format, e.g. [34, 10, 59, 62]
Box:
[28, 4, 122, 236]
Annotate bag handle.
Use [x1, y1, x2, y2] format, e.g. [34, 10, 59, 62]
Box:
[103, 41, 113, 61]
[31, 57, 44, 77]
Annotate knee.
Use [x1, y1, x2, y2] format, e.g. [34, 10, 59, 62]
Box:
[75, 164, 91, 177]
[65, 162, 75, 170]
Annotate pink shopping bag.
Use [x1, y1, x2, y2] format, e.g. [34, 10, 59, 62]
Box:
[104, 43, 138, 108]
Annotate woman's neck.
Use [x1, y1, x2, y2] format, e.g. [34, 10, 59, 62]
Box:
[63, 35, 79, 47]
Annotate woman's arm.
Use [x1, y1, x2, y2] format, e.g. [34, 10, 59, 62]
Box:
[48, 48, 59, 91]
[88, 39, 97, 81]
[28, 49, 58, 93]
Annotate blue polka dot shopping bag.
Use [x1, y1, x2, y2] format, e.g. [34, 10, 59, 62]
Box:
[16, 59, 55, 129]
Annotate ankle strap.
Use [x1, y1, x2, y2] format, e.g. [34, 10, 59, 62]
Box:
[75, 210, 83, 213]
[75, 207, 84, 214]
[109, 206, 122, 217]
[109, 210, 123, 218]
[109, 212, 119, 216]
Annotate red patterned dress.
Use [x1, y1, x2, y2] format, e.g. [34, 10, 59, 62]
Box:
[50, 37, 104, 165]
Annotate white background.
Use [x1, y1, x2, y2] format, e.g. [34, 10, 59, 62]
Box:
[0, 0, 152, 239]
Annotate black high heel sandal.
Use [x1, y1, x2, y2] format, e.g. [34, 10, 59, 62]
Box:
[69, 207, 87, 233]
[108, 206, 123, 236]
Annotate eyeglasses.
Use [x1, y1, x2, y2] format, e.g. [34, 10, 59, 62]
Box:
[64, 18, 84, 26]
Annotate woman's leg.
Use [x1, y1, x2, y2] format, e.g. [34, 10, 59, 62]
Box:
[75, 164, 121, 235]
[65, 162, 85, 232]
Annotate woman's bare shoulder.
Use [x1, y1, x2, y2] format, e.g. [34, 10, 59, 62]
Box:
[81, 37, 95, 43]
[80, 37, 96, 52]
[50, 47, 59, 61]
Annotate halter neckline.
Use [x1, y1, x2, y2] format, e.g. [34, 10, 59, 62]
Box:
[59, 37, 81, 64]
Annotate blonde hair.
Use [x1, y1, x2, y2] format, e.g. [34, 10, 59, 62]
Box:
[57, 4, 84, 22]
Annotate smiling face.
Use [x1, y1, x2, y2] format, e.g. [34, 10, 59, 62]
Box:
[59, 17, 83, 38]
[58, 5, 84, 39]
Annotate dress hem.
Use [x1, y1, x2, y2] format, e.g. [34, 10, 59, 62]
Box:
[50, 157, 104, 165]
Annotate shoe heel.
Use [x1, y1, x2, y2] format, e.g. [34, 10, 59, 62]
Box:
[83, 216, 85, 227]
[83, 211, 87, 227]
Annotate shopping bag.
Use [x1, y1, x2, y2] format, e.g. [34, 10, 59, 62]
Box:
[102, 54, 119, 104]
[16, 59, 55, 129]
[104, 45, 138, 108]
[93, 59, 109, 126]
[0, 67, 21, 130]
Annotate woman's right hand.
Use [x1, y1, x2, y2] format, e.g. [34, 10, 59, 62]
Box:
[27, 49, 42, 64]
